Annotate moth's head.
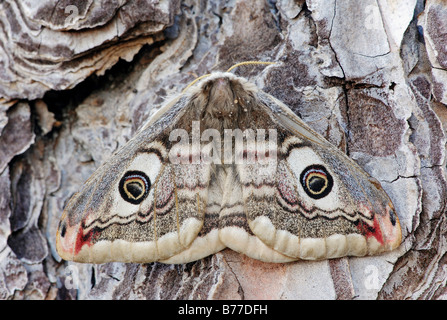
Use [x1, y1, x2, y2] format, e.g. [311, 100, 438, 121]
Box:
[184, 72, 260, 130]
[179, 62, 277, 130]
[186, 72, 258, 97]
[182, 61, 275, 96]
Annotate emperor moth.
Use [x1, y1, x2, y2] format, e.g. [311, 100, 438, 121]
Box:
[56, 62, 401, 263]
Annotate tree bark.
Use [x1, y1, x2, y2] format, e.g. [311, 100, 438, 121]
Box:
[0, 0, 446, 300]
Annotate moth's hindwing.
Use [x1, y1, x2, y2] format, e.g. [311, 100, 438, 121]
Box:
[161, 166, 226, 264]
[217, 165, 296, 263]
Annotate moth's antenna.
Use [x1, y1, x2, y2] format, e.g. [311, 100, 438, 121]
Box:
[182, 73, 211, 93]
[226, 61, 276, 73]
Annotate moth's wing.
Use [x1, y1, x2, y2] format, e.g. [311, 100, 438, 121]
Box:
[56, 96, 211, 263]
[217, 165, 296, 263]
[237, 92, 402, 261]
[160, 164, 226, 264]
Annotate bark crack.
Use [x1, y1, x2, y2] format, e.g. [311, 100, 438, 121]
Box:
[221, 254, 245, 299]
[327, 0, 346, 79]
[352, 51, 391, 59]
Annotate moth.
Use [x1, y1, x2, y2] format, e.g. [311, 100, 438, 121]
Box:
[56, 62, 402, 264]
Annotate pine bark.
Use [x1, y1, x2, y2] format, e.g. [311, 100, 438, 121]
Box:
[0, 0, 446, 300]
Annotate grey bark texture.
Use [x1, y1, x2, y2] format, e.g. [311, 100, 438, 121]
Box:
[0, 0, 446, 300]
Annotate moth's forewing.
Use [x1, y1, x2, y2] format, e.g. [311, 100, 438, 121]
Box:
[239, 92, 402, 260]
[56, 96, 211, 263]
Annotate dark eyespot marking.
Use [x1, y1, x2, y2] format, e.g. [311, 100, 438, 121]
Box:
[300, 165, 333, 199]
[119, 171, 151, 204]
[389, 209, 397, 226]
[59, 222, 67, 238]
